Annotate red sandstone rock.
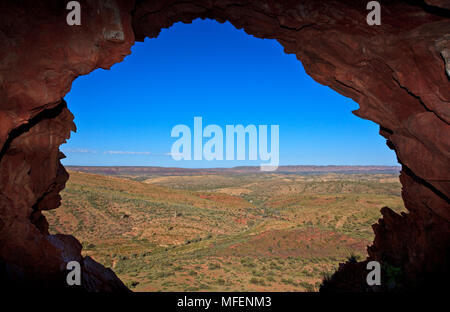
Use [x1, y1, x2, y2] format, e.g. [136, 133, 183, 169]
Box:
[0, 0, 449, 291]
[425, 0, 450, 10]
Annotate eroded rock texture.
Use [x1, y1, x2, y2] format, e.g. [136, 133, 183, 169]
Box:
[0, 0, 449, 291]
[0, 0, 133, 291]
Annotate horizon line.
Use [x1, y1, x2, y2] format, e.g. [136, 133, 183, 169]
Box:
[64, 164, 401, 169]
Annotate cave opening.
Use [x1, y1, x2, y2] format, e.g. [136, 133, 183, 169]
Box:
[42, 18, 404, 291]
[1, 0, 448, 293]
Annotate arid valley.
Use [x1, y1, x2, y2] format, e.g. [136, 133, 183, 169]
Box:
[44, 166, 405, 291]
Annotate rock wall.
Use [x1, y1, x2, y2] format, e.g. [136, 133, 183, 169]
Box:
[0, 0, 448, 291]
[0, 0, 134, 291]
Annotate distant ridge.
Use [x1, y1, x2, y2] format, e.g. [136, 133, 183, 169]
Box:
[65, 165, 401, 176]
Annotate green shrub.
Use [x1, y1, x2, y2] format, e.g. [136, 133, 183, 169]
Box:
[126, 280, 139, 289]
[216, 278, 225, 285]
[208, 262, 221, 270]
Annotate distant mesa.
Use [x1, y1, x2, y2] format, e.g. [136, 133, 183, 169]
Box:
[65, 165, 402, 176]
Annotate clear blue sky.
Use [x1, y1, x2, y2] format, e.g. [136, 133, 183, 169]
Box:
[61, 19, 397, 168]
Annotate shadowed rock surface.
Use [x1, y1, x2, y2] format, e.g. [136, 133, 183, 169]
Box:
[0, 0, 449, 291]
